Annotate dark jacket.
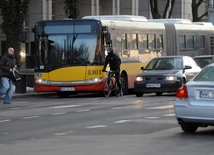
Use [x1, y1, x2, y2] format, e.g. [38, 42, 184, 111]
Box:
[0, 52, 16, 78]
[103, 52, 121, 71]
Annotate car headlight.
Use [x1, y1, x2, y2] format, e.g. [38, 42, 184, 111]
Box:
[135, 77, 144, 81]
[165, 76, 177, 81]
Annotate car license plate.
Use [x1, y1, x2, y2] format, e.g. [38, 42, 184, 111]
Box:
[199, 91, 214, 98]
[60, 87, 75, 91]
[146, 84, 161, 88]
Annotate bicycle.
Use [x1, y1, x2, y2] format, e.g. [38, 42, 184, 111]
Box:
[102, 70, 123, 98]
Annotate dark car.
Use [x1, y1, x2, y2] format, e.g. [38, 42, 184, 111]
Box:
[193, 55, 214, 68]
[134, 56, 201, 97]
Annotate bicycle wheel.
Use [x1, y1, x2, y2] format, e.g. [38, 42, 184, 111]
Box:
[119, 78, 124, 96]
[103, 78, 113, 97]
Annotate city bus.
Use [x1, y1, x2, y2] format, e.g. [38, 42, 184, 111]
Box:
[33, 15, 214, 97]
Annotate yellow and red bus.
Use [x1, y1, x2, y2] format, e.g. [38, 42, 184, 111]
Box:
[33, 15, 214, 97]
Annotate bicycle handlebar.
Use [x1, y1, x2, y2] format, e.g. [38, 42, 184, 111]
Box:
[102, 70, 115, 73]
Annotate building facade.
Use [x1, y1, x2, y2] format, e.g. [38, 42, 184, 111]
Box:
[0, 0, 211, 68]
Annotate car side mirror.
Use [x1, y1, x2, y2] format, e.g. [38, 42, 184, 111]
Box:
[182, 65, 192, 73]
[184, 65, 192, 69]
[141, 67, 144, 70]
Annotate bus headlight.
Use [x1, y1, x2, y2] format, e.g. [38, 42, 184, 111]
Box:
[86, 77, 104, 83]
[135, 77, 144, 81]
[35, 78, 50, 84]
[166, 76, 177, 81]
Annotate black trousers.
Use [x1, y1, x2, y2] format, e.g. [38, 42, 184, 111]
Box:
[114, 71, 121, 89]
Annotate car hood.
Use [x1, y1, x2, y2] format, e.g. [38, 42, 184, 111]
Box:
[137, 70, 181, 77]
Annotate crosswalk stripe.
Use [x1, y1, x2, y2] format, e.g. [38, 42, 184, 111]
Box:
[162, 113, 175, 116]
[86, 125, 107, 129]
[49, 105, 81, 109]
[146, 105, 173, 110]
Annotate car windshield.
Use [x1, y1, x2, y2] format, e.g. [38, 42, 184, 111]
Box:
[194, 66, 214, 81]
[194, 57, 214, 68]
[145, 57, 183, 70]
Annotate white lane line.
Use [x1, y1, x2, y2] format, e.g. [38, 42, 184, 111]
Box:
[145, 117, 159, 119]
[0, 120, 10, 123]
[111, 105, 135, 110]
[49, 105, 81, 109]
[51, 112, 67, 116]
[162, 113, 175, 117]
[146, 105, 173, 110]
[10, 108, 21, 110]
[76, 109, 91, 112]
[114, 120, 132, 124]
[54, 131, 74, 136]
[86, 125, 107, 129]
[23, 116, 40, 119]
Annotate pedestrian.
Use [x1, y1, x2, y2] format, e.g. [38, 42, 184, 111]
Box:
[0, 47, 17, 104]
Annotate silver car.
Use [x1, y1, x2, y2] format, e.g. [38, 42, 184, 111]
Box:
[174, 63, 214, 133]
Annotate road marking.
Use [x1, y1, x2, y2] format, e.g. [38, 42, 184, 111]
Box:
[49, 105, 81, 109]
[145, 117, 159, 119]
[146, 105, 173, 110]
[76, 109, 91, 112]
[162, 113, 175, 117]
[0, 120, 10, 123]
[86, 125, 107, 129]
[23, 116, 40, 119]
[54, 131, 74, 136]
[10, 108, 21, 110]
[114, 120, 132, 124]
[111, 105, 135, 110]
[51, 112, 67, 115]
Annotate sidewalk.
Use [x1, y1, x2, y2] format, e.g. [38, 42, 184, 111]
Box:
[13, 87, 57, 98]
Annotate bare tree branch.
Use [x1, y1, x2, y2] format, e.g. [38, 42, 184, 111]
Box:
[168, 0, 175, 18]
[163, 0, 170, 18]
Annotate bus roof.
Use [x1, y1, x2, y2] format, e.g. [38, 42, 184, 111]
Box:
[82, 15, 148, 22]
[148, 18, 192, 24]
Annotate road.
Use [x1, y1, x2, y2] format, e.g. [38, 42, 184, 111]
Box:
[0, 93, 213, 155]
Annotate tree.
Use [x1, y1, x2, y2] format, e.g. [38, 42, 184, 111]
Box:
[64, 0, 79, 19]
[150, 0, 175, 19]
[0, 0, 30, 67]
[192, 0, 209, 22]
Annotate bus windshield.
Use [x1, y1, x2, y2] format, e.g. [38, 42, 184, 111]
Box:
[34, 20, 102, 71]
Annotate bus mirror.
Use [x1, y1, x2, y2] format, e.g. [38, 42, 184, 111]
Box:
[106, 33, 111, 44]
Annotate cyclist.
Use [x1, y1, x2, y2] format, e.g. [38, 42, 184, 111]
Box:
[102, 47, 122, 95]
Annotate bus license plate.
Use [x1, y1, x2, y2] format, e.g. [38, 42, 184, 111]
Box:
[146, 84, 161, 88]
[60, 87, 75, 91]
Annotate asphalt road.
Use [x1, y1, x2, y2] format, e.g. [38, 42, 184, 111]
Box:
[0, 93, 213, 155]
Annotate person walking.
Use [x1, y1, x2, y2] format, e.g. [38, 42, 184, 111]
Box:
[0, 47, 17, 104]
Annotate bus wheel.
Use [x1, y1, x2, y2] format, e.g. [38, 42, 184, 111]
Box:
[57, 92, 69, 98]
[136, 92, 144, 97]
[156, 92, 163, 96]
[121, 73, 128, 95]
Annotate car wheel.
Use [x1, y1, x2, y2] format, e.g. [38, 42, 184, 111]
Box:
[180, 123, 198, 133]
[156, 92, 163, 96]
[136, 92, 144, 97]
